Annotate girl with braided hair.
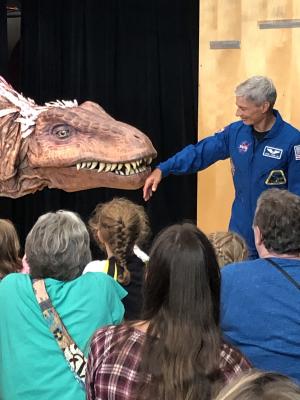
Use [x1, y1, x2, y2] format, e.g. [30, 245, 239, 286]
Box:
[208, 231, 248, 268]
[83, 197, 150, 320]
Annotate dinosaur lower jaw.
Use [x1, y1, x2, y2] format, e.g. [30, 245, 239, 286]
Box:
[39, 165, 152, 191]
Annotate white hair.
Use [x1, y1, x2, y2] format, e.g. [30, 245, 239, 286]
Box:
[235, 76, 277, 107]
[25, 210, 91, 281]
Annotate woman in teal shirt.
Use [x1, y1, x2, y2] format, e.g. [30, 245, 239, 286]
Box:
[0, 210, 126, 400]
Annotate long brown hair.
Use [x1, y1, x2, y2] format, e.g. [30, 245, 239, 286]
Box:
[0, 219, 22, 278]
[89, 198, 150, 285]
[138, 223, 222, 400]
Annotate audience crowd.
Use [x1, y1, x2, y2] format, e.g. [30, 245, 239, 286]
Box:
[0, 188, 300, 399]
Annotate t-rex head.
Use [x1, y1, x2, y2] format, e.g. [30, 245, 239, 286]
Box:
[0, 77, 157, 198]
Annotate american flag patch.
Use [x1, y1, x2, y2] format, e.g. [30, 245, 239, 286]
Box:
[295, 145, 300, 160]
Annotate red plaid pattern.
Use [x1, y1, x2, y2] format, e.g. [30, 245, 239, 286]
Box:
[86, 325, 251, 400]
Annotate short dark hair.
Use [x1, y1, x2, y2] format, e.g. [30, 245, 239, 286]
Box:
[25, 210, 92, 281]
[253, 189, 300, 255]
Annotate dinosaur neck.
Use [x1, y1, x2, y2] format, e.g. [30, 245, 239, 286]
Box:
[0, 111, 26, 181]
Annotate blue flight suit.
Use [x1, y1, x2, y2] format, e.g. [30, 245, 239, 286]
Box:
[158, 110, 300, 258]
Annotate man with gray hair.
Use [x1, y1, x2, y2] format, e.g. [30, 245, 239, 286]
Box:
[221, 189, 300, 382]
[143, 76, 300, 258]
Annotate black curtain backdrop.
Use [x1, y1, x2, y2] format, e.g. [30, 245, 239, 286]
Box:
[0, 0, 8, 76]
[0, 0, 198, 254]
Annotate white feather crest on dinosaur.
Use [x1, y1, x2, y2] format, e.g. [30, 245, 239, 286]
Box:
[0, 76, 78, 138]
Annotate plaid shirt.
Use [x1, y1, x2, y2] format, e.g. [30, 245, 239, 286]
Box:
[86, 325, 251, 400]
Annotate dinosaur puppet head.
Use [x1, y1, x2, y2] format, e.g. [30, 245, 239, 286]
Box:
[0, 77, 157, 198]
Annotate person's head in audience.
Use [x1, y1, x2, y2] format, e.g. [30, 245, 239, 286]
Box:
[0, 219, 22, 279]
[25, 210, 92, 280]
[253, 189, 300, 258]
[208, 231, 248, 267]
[0, 210, 126, 400]
[142, 223, 221, 397]
[86, 223, 250, 400]
[86, 222, 251, 400]
[215, 370, 300, 400]
[89, 197, 150, 285]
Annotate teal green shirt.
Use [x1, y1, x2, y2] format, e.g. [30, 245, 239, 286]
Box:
[0, 272, 127, 400]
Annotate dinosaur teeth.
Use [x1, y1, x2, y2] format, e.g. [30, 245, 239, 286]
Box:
[75, 157, 153, 174]
[105, 163, 112, 172]
[98, 162, 105, 172]
[90, 161, 98, 169]
[125, 163, 131, 173]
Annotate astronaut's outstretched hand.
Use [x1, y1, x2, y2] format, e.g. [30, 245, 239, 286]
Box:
[143, 168, 162, 201]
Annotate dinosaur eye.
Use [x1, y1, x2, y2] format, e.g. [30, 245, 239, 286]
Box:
[52, 125, 73, 139]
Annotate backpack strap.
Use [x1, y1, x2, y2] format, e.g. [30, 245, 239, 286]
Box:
[32, 279, 87, 388]
[265, 258, 300, 291]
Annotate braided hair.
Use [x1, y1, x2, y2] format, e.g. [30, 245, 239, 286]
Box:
[208, 231, 248, 268]
[89, 198, 150, 285]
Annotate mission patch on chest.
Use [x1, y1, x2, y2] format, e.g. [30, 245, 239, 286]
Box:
[263, 146, 283, 159]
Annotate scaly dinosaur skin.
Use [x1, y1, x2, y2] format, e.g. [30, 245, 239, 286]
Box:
[0, 77, 157, 198]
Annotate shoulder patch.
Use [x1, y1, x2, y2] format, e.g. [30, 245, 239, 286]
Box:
[263, 146, 283, 159]
[294, 145, 300, 160]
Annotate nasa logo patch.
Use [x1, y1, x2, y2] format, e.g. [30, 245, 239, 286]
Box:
[238, 141, 251, 153]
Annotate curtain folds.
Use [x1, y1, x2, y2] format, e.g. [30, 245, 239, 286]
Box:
[0, 0, 8, 76]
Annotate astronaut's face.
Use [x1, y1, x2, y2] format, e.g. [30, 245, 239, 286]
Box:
[235, 96, 269, 127]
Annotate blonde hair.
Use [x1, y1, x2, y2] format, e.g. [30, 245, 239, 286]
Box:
[89, 198, 150, 285]
[0, 219, 22, 278]
[215, 370, 300, 400]
[208, 231, 248, 268]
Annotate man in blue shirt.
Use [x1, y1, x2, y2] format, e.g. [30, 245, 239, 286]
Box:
[221, 189, 300, 382]
[143, 76, 300, 258]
